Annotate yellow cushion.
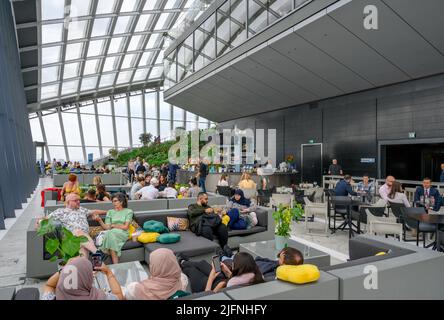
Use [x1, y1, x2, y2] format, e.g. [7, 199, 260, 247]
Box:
[276, 264, 320, 284]
[128, 225, 136, 240]
[137, 232, 160, 244]
[375, 251, 387, 256]
[221, 215, 230, 226]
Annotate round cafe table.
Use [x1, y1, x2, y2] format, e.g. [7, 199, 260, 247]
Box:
[404, 212, 444, 252]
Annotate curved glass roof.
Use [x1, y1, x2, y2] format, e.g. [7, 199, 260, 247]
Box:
[17, 0, 213, 111]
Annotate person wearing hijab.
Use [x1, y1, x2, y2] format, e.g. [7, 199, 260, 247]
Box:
[124, 248, 189, 300]
[41, 257, 124, 300]
[224, 189, 258, 230]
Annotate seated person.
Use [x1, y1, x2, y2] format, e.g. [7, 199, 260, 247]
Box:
[36, 194, 106, 257]
[80, 189, 97, 203]
[224, 189, 258, 230]
[93, 175, 102, 187]
[124, 248, 189, 300]
[96, 184, 111, 202]
[130, 176, 145, 200]
[61, 174, 80, 201]
[356, 174, 374, 193]
[135, 177, 159, 200]
[255, 247, 303, 279]
[180, 252, 264, 293]
[334, 175, 357, 196]
[187, 192, 228, 249]
[387, 181, 410, 207]
[238, 173, 257, 189]
[157, 175, 167, 192]
[42, 257, 123, 300]
[93, 193, 134, 264]
[217, 173, 229, 187]
[160, 181, 178, 198]
[187, 177, 200, 198]
[414, 177, 441, 212]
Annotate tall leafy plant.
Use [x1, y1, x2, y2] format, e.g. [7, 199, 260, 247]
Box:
[272, 204, 304, 238]
[37, 218, 88, 265]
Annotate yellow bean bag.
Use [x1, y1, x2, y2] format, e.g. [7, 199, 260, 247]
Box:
[276, 264, 320, 284]
[375, 251, 387, 256]
[128, 225, 136, 240]
[137, 232, 160, 244]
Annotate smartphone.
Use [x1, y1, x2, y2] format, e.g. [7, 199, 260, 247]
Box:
[212, 255, 221, 273]
[91, 252, 102, 269]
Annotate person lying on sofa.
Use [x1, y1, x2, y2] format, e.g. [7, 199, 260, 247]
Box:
[187, 192, 229, 249]
[224, 189, 258, 230]
[181, 252, 264, 293]
[41, 257, 124, 300]
[255, 247, 304, 279]
[124, 248, 190, 300]
[36, 193, 107, 257]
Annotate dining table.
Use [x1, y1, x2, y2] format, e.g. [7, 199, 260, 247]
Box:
[405, 212, 444, 252]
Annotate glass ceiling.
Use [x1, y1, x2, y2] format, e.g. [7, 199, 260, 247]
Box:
[38, 0, 213, 106]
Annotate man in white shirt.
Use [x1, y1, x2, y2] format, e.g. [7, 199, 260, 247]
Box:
[160, 182, 178, 198]
[379, 175, 395, 201]
[135, 177, 159, 200]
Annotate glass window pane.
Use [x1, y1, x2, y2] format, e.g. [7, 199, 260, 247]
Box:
[186, 120, 197, 131]
[65, 42, 83, 61]
[103, 56, 119, 72]
[67, 20, 88, 40]
[231, 0, 247, 48]
[42, 0, 65, 20]
[160, 120, 171, 140]
[146, 34, 160, 48]
[114, 16, 132, 35]
[133, 68, 148, 82]
[48, 146, 67, 162]
[30, 117, 44, 142]
[42, 23, 64, 44]
[114, 97, 128, 117]
[131, 118, 144, 147]
[116, 71, 133, 84]
[43, 112, 63, 145]
[145, 92, 157, 118]
[81, 76, 98, 91]
[121, 53, 137, 69]
[135, 14, 154, 32]
[70, 0, 92, 17]
[120, 0, 139, 12]
[173, 106, 184, 121]
[42, 45, 61, 65]
[97, 100, 112, 115]
[128, 35, 143, 51]
[173, 120, 185, 130]
[63, 62, 80, 79]
[68, 147, 84, 163]
[96, 0, 116, 14]
[62, 80, 79, 95]
[159, 92, 170, 120]
[115, 117, 130, 147]
[41, 84, 60, 100]
[87, 40, 105, 57]
[99, 72, 116, 88]
[154, 13, 172, 30]
[148, 66, 163, 79]
[62, 112, 82, 146]
[79, 103, 95, 114]
[98, 116, 115, 146]
[146, 119, 157, 137]
[129, 94, 143, 117]
[42, 66, 59, 83]
[81, 114, 99, 146]
[108, 37, 126, 54]
[84, 59, 100, 75]
[198, 122, 209, 130]
[139, 51, 154, 67]
[91, 18, 111, 37]
[270, 0, 293, 17]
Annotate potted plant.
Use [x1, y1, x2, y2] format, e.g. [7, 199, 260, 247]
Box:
[37, 218, 88, 269]
[272, 204, 304, 250]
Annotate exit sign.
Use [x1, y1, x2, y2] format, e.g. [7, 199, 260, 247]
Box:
[408, 132, 416, 139]
[308, 139, 315, 144]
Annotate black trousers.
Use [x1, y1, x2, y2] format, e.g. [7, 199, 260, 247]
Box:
[182, 260, 225, 293]
[200, 223, 228, 248]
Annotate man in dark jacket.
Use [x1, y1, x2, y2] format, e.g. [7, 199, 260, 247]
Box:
[187, 192, 228, 248]
[255, 247, 304, 279]
[414, 177, 441, 212]
[334, 175, 357, 197]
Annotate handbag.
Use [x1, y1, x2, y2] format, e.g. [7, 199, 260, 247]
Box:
[191, 213, 222, 236]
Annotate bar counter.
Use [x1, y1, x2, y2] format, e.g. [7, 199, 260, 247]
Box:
[176, 170, 300, 193]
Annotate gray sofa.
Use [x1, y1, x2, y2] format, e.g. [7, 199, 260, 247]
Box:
[26, 206, 274, 279]
[43, 194, 227, 215]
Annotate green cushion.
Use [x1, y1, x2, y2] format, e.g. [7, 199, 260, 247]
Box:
[143, 220, 169, 234]
[157, 233, 181, 244]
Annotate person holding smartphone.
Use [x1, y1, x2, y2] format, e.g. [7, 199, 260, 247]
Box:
[41, 257, 124, 300]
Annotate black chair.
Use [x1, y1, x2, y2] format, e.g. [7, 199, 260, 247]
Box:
[293, 189, 306, 205]
[330, 196, 358, 238]
[352, 206, 386, 234]
[257, 189, 273, 206]
[400, 206, 436, 248]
